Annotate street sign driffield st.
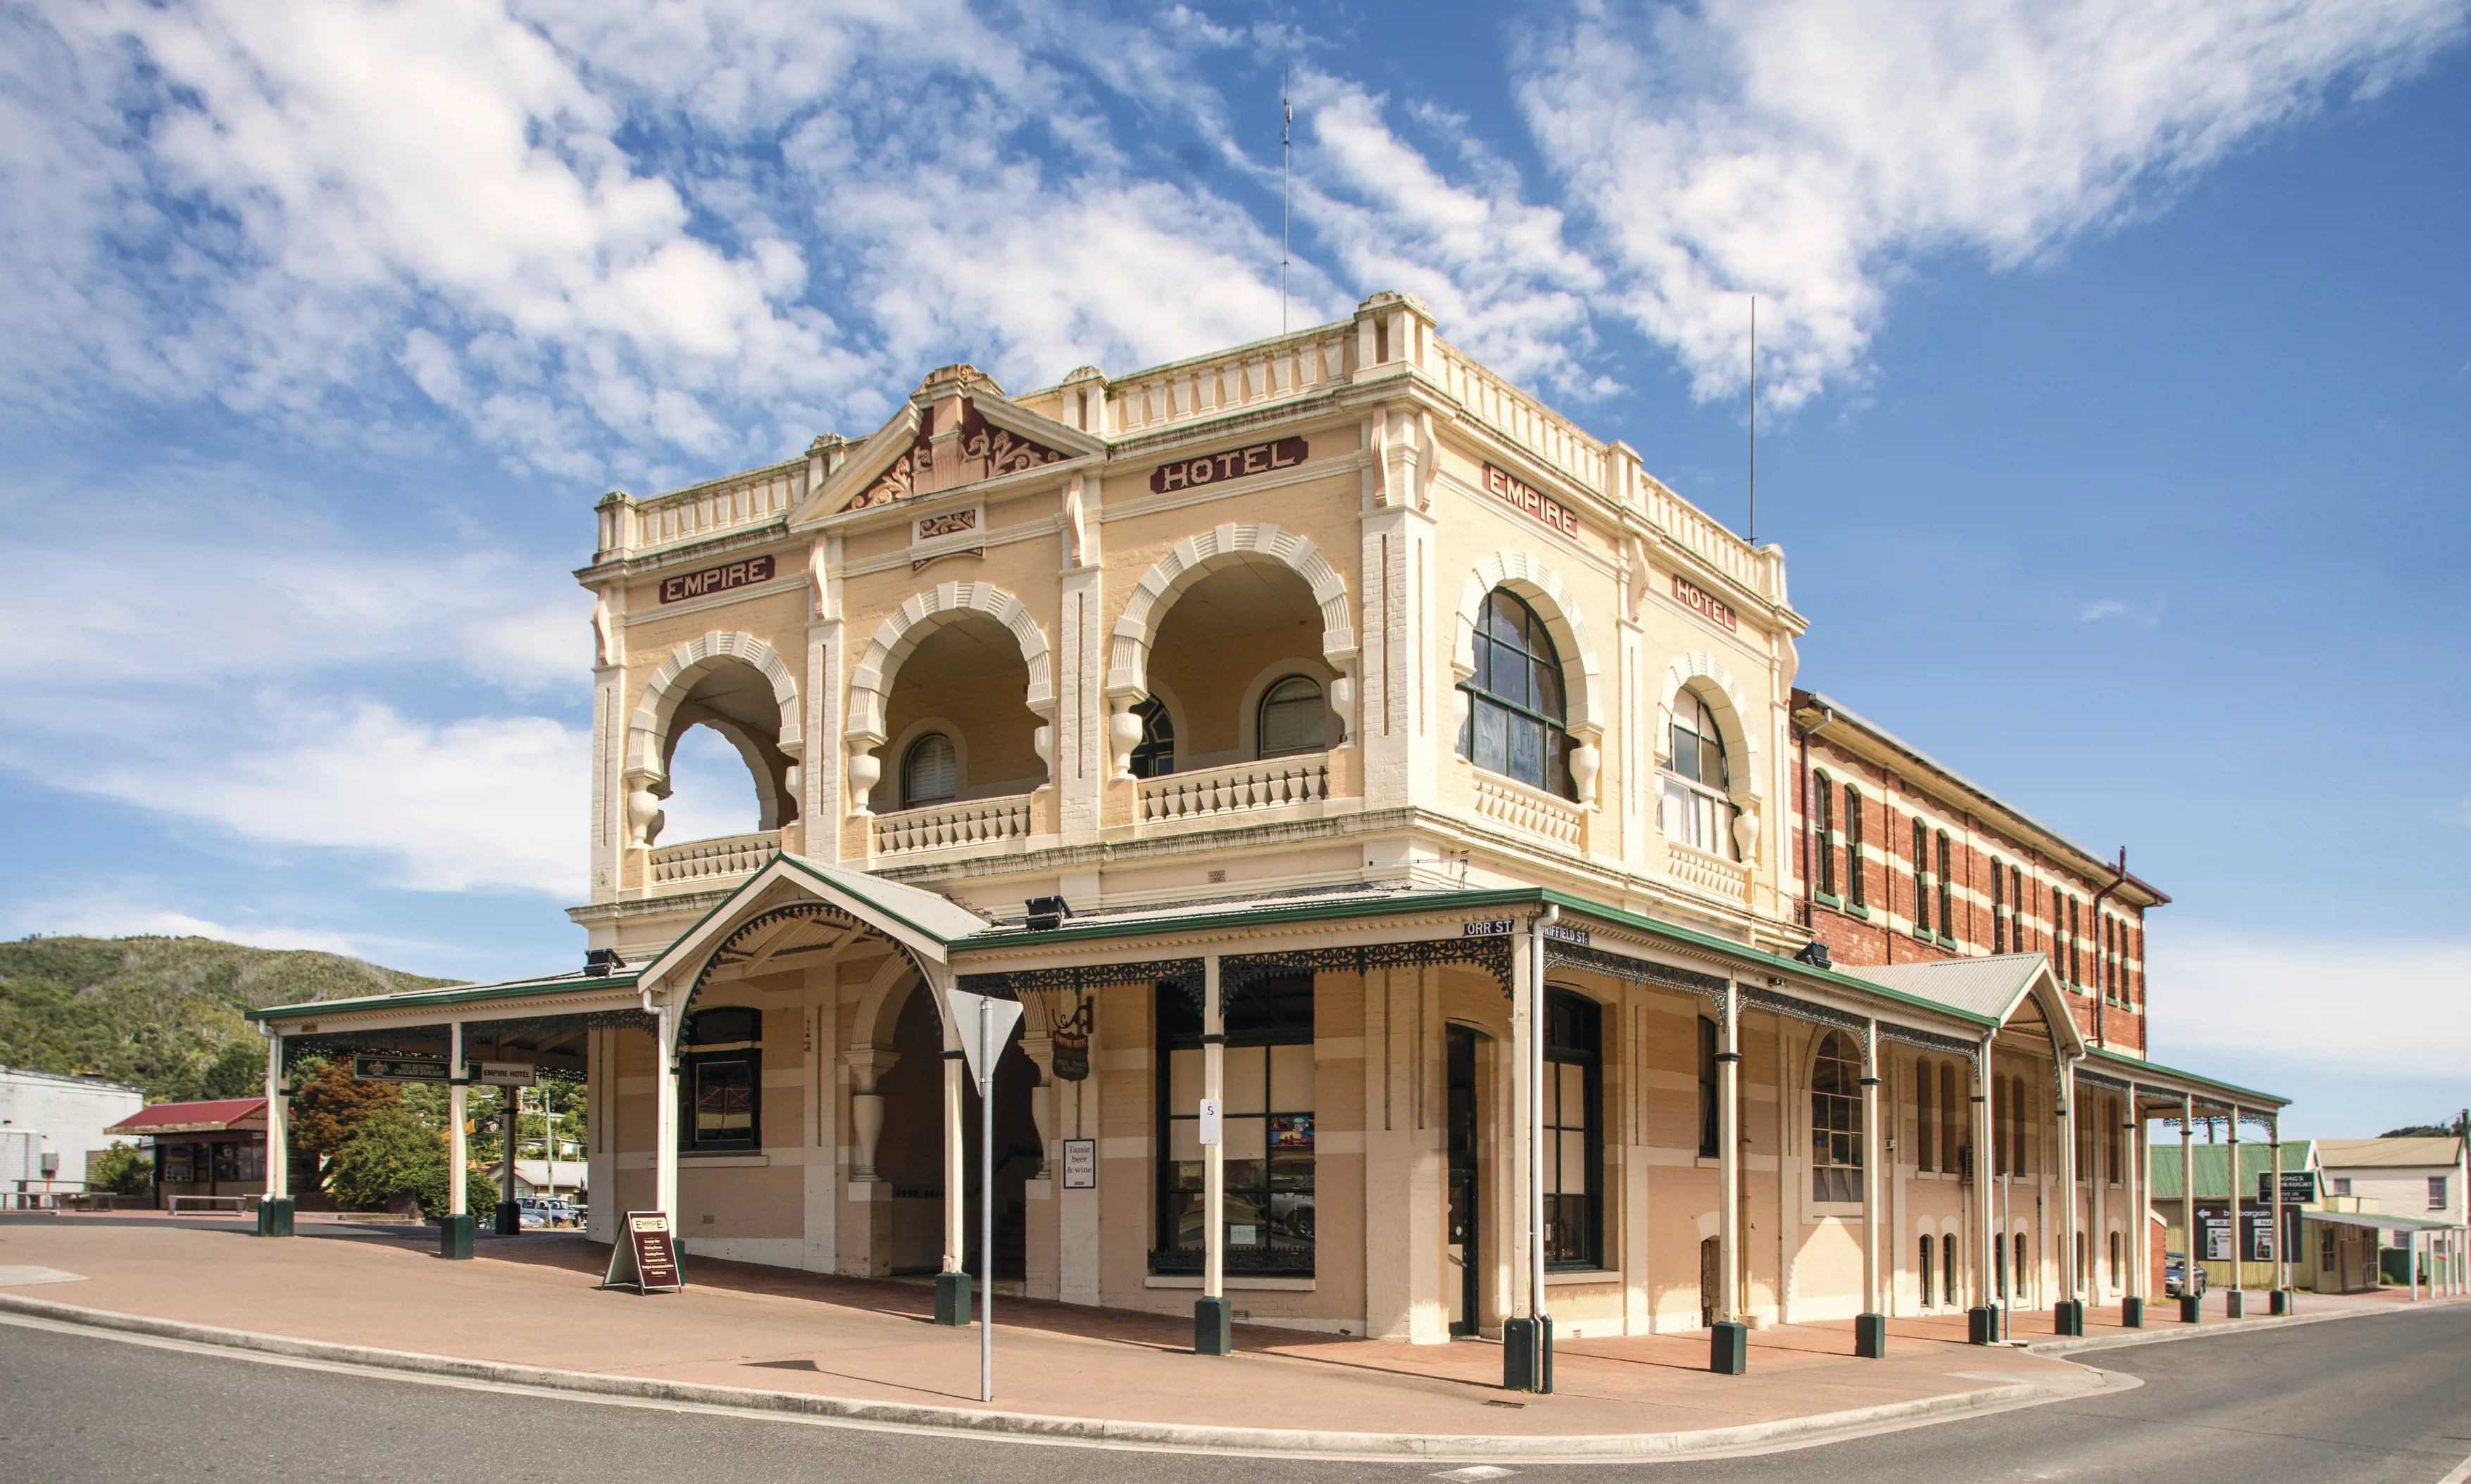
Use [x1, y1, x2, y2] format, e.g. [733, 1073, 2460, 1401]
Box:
[351, 1055, 449, 1083]
[601, 1211, 683, 1294]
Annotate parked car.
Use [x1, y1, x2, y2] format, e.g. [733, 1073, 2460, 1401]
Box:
[516, 1196, 580, 1229]
[2163, 1250, 2208, 1298]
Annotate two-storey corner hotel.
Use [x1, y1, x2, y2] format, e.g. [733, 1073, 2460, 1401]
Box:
[247, 291, 2302, 1373]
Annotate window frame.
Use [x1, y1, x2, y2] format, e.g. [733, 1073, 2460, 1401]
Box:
[1809, 1029, 1863, 1205]
[1812, 769, 1838, 900]
[1542, 988, 1605, 1269]
[677, 1006, 764, 1155]
[1936, 831, 1955, 944]
[1456, 589, 1575, 798]
[1130, 696, 1175, 779]
[1844, 784, 1867, 910]
[1662, 692, 1737, 857]
[899, 731, 958, 809]
[1911, 817, 1932, 938]
[1152, 975, 1318, 1278]
[1991, 856, 2007, 952]
[1255, 674, 1328, 760]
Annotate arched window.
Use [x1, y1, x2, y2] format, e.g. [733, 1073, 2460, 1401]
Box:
[2106, 1097, 2125, 1186]
[2015, 1231, 2031, 1302]
[1991, 856, 2008, 952]
[2109, 1230, 2122, 1289]
[1661, 691, 1737, 856]
[1942, 1233, 1959, 1306]
[901, 732, 957, 807]
[1937, 831, 1954, 942]
[1844, 784, 1868, 908]
[1911, 817, 1932, 936]
[1919, 1236, 1935, 1307]
[1811, 1030, 1863, 1203]
[1256, 675, 1326, 758]
[1458, 589, 1574, 798]
[1130, 697, 1175, 778]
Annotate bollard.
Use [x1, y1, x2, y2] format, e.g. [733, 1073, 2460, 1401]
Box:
[1194, 1296, 1232, 1356]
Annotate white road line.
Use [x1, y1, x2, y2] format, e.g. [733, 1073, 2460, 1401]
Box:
[1431, 1469, 1517, 1481]
[2434, 1451, 2471, 1484]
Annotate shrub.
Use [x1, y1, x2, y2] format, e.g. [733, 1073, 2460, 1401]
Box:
[326, 1107, 497, 1219]
[88, 1140, 152, 1196]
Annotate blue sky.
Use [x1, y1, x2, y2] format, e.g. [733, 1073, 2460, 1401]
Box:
[2, 0, 2465, 1138]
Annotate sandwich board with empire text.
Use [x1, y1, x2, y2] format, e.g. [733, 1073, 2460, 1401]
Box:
[601, 1211, 683, 1293]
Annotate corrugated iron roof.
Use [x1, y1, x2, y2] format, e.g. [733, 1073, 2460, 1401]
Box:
[2317, 1136, 2466, 1169]
[1839, 952, 2048, 1021]
[106, 1098, 267, 1135]
[2148, 1140, 2314, 1201]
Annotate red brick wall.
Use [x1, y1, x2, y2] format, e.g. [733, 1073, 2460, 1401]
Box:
[1789, 724, 2150, 1052]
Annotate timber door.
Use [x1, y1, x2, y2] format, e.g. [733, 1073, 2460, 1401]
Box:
[1700, 1236, 1722, 1326]
[1447, 1024, 1480, 1336]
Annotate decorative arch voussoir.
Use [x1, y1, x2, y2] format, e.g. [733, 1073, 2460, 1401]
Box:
[1108, 521, 1356, 696]
[1659, 650, 1763, 801]
[844, 579, 1054, 744]
[1454, 550, 1604, 734]
[625, 630, 803, 781]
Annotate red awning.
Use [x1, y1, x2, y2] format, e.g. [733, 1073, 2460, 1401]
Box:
[106, 1098, 268, 1136]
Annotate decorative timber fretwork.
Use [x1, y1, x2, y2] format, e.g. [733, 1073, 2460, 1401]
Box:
[958, 403, 1064, 479]
[2075, 1066, 2131, 1094]
[846, 397, 1069, 513]
[682, 902, 928, 1021]
[1877, 1022, 1984, 1064]
[1545, 940, 1732, 1028]
[1225, 937, 1517, 1005]
[957, 959, 1205, 1008]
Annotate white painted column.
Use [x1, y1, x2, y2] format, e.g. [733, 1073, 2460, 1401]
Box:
[263, 1030, 288, 1203]
[2227, 1105, 2243, 1302]
[2125, 1087, 2144, 1305]
[1058, 998, 1101, 1307]
[1203, 956, 1225, 1301]
[2180, 1095, 2196, 1307]
[2058, 1058, 2078, 1310]
[449, 1021, 468, 1217]
[1975, 1037, 1996, 1314]
[943, 1010, 966, 1274]
[1860, 1020, 1881, 1320]
[1529, 907, 1556, 1332]
[1718, 979, 1742, 1321]
[654, 1006, 680, 1221]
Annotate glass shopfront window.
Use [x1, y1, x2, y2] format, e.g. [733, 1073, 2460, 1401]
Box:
[1543, 989, 1603, 1269]
[1156, 974, 1315, 1276]
[679, 1005, 763, 1153]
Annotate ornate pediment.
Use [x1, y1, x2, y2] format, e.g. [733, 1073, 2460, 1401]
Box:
[803, 366, 1098, 522]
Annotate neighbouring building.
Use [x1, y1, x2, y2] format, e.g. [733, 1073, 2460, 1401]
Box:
[246, 292, 2286, 1357]
[0, 1067, 148, 1205]
[2318, 1136, 2469, 1292]
[106, 1098, 270, 1209]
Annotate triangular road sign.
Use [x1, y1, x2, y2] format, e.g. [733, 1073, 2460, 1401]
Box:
[946, 988, 1025, 1086]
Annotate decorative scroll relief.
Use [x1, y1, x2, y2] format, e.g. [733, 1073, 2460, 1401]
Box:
[957, 959, 1206, 1007]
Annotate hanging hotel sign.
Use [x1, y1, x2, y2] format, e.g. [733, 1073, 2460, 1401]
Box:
[1482, 463, 1580, 538]
[659, 554, 776, 603]
[1149, 436, 1310, 493]
[472, 1062, 537, 1088]
[1672, 573, 1738, 631]
[602, 1211, 684, 1293]
[353, 1055, 449, 1083]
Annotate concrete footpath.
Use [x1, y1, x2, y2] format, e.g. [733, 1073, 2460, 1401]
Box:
[0, 1214, 2418, 1461]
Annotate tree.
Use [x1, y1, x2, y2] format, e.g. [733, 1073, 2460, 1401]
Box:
[325, 1107, 497, 1219]
[199, 1040, 264, 1099]
[88, 1141, 152, 1196]
[2380, 1114, 2469, 1140]
[287, 1058, 401, 1183]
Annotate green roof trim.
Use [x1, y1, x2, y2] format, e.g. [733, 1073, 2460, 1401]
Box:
[2084, 1045, 2289, 1108]
[244, 970, 642, 1023]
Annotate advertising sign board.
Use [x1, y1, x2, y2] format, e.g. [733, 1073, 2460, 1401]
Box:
[601, 1211, 683, 1293]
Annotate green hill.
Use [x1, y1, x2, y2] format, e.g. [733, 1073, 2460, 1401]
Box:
[0, 935, 454, 1100]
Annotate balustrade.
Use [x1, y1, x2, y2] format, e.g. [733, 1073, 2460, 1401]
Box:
[872, 794, 1034, 855]
[1111, 329, 1351, 436]
[1469, 773, 1584, 847]
[599, 459, 805, 557]
[1668, 840, 1753, 902]
[1139, 755, 1330, 824]
[646, 830, 781, 886]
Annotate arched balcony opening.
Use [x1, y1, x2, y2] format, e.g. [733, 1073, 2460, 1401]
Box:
[867, 613, 1045, 853]
[1132, 558, 1339, 824]
[632, 655, 801, 889]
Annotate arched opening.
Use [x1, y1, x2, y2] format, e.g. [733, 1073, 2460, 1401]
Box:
[1810, 1029, 1862, 1203]
[1660, 686, 1737, 857]
[661, 723, 765, 841]
[646, 658, 800, 846]
[1141, 560, 1335, 773]
[863, 981, 1038, 1279]
[872, 615, 1042, 815]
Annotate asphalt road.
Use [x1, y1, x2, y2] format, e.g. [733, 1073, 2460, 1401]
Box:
[2, 1304, 2466, 1483]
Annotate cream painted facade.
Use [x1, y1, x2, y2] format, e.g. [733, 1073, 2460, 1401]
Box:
[251, 293, 2287, 1362]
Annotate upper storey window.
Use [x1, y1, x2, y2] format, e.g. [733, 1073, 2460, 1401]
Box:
[1661, 692, 1737, 857]
[1130, 698, 1175, 778]
[1257, 676, 1327, 758]
[901, 734, 956, 808]
[1458, 590, 1575, 798]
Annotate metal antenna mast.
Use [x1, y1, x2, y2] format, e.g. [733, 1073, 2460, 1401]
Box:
[1282, 75, 1293, 334]
[1749, 294, 1758, 546]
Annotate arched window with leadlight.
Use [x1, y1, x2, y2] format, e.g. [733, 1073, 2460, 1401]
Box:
[1456, 589, 1575, 798]
[1810, 1029, 1863, 1203]
[901, 733, 956, 808]
[1130, 697, 1175, 778]
[1661, 691, 1737, 857]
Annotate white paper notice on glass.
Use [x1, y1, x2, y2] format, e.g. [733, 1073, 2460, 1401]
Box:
[1062, 1138, 1096, 1189]
[1198, 1098, 1222, 1147]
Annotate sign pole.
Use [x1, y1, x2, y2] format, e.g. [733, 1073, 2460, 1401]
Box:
[979, 994, 994, 1404]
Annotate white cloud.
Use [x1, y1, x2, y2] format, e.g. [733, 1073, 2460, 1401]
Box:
[2148, 925, 2471, 1077]
[2078, 599, 2129, 622]
[63, 701, 588, 897]
[1517, 0, 2470, 406]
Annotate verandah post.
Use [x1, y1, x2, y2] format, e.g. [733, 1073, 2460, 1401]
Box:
[1855, 1019, 1885, 1357]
